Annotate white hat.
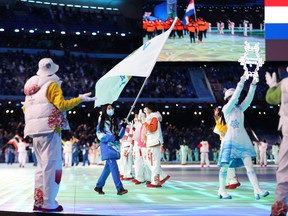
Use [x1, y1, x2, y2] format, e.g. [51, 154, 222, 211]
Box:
[36, 58, 59, 76]
[224, 88, 235, 100]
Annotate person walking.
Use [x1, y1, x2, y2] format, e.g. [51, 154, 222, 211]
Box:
[94, 104, 128, 195]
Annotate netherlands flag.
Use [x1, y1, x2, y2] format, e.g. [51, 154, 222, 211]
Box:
[183, 0, 195, 26]
[265, 0, 288, 61]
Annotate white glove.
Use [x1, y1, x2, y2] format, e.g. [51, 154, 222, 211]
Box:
[240, 72, 249, 83]
[79, 92, 95, 102]
[265, 72, 277, 88]
[252, 73, 259, 85]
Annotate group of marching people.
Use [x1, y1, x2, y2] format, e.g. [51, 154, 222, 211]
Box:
[94, 102, 171, 196]
[143, 17, 210, 43]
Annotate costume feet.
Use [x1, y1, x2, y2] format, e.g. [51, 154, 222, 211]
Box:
[225, 182, 241, 189]
[117, 188, 128, 195]
[33, 205, 42, 211]
[147, 183, 162, 188]
[218, 190, 232, 199]
[255, 191, 269, 200]
[271, 201, 288, 216]
[160, 175, 170, 185]
[94, 187, 105, 195]
[42, 205, 63, 212]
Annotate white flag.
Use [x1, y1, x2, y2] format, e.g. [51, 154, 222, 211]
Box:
[94, 17, 178, 107]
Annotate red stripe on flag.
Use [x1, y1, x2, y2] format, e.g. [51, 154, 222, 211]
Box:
[265, 0, 288, 6]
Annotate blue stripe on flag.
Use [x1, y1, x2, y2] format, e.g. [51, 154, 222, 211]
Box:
[265, 23, 288, 39]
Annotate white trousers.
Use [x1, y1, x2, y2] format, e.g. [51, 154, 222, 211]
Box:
[133, 143, 150, 182]
[200, 152, 210, 166]
[122, 146, 133, 178]
[18, 152, 27, 166]
[33, 132, 62, 209]
[180, 145, 188, 165]
[64, 153, 72, 167]
[259, 150, 267, 166]
[147, 145, 167, 185]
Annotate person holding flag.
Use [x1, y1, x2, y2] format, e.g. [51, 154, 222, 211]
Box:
[94, 104, 128, 195]
[183, 0, 196, 26]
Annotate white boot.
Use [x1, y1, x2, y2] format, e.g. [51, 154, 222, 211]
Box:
[218, 167, 232, 199]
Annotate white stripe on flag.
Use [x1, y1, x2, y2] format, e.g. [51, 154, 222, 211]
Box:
[265, 7, 288, 23]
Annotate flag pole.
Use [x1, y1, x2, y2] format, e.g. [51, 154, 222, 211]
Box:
[194, 0, 197, 22]
[123, 76, 149, 122]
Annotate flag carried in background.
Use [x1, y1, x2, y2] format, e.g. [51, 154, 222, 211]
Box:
[183, 0, 195, 26]
[94, 17, 178, 107]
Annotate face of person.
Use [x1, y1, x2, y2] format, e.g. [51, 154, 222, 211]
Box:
[106, 105, 114, 116]
[144, 107, 151, 115]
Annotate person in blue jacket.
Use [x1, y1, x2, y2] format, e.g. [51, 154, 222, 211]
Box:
[94, 104, 128, 195]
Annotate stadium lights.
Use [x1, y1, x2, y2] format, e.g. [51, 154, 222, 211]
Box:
[75, 32, 81, 35]
[98, 7, 104, 10]
[67, 4, 73, 7]
[43, 2, 50, 5]
[106, 8, 112, 10]
[164, 105, 169, 108]
[60, 31, 66, 34]
[113, 8, 119, 11]
[92, 32, 97, 35]
[121, 33, 126, 37]
[0, 28, 4, 32]
[74, 5, 81, 8]
[29, 30, 35, 33]
[106, 33, 111, 36]
[14, 29, 20, 32]
[45, 30, 50, 34]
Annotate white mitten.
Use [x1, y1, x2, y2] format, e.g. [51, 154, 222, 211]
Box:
[265, 72, 277, 88]
[252, 73, 259, 85]
[79, 92, 95, 102]
[240, 72, 249, 83]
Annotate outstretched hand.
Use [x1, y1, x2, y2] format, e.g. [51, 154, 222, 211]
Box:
[79, 92, 95, 102]
[240, 72, 249, 83]
[252, 73, 259, 85]
[265, 72, 277, 88]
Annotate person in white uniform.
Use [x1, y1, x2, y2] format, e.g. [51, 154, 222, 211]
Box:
[17, 140, 29, 168]
[258, 139, 268, 167]
[143, 103, 170, 187]
[198, 140, 210, 167]
[22, 58, 95, 212]
[217, 72, 269, 200]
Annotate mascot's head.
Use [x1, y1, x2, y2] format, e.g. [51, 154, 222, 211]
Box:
[37, 58, 59, 76]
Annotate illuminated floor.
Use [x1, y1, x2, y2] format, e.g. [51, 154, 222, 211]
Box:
[144, 30, 265, 62]
[0, 163, 276, 215]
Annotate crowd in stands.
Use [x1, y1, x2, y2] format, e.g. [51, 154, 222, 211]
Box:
[0, 51, 195, 98]
[0, 2, 142, 53]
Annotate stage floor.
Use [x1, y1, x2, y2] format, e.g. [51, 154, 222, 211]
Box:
[0, 163, 276, 216]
